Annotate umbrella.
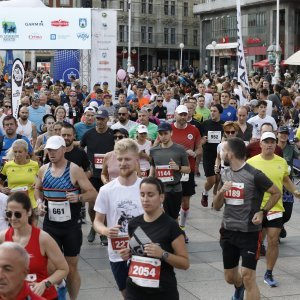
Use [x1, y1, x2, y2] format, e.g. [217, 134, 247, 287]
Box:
[253, 59, 269, 68]
[284, 50, 300, 66]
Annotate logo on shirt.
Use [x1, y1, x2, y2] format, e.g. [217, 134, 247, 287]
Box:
[187, 134, 193, 140]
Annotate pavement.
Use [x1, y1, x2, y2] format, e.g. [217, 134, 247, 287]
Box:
[76, 165, 300, 300]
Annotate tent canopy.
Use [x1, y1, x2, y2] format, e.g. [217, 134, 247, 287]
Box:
[253, 59, 288, 68]
[0, 0, 46, 7]
[284, 50, 300, 66]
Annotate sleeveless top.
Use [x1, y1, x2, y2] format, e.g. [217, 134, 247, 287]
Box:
[42, 161, 81, 226]
[17, 119, 33, 140]
[5, 226, 57, 300]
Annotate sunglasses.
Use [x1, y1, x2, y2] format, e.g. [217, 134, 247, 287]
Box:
[5, 211, 22, 219]
[114, 135, 124, 140]
[4, 105, 11, 108]
[118, 113, 127, 116]
[69, 95, 77, 97]
[156, 100, 163, 102]
[225, 131, 236, 135]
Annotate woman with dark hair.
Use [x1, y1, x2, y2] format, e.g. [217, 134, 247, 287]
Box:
[120, 177, 189, 300]
[0, 192, 69, 299]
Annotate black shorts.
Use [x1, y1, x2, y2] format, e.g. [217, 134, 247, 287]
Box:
[164, 190, 182, 219]
[43, 224, 82, 257]
[262, 215, 283, 228]
[203, 157, 216, 177]
[110, 260, 129, 291]
[181, 173, 195, 197]
[90, 177, 103, 193]
[219, 228, 261, 271]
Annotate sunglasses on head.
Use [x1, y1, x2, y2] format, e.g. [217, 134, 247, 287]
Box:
[114, 135, 124, 140]
[225, 131, 236, 135]
[5, 211, 22, 219]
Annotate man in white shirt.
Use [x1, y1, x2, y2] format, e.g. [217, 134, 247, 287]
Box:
[193, 83, 213, 108]
[163, 89, 178, 121]
[247, 100, 277, 140]
[93, 139, 144, 298]
[111, 107, 137, 132]
[258, 88, 273, 116]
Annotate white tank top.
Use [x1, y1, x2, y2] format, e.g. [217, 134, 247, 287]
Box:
[17, 119, 33, 140]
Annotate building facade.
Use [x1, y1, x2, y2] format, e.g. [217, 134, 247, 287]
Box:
[193, 0, 300, 74]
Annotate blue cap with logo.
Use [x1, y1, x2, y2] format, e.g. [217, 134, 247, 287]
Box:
[157, 122, 172, 132]
[96, 109, 109, 118]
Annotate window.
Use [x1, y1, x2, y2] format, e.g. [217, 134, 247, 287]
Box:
[164, 28, 169, 44]
[148, 0, 153, 14]
[120, 0, 124, 10]
[170, 1, 175, 16]
[43, 0, 49, 5]
[119, 25, 127, 42]
[148, 26, 153, 43]
[141, 0, 146, 13]
[183, 28, 188, 45]
[193, 29, 198, 46]
[170, 28, 175, 44]
[60, 0, 70, 6]
[164, 1, 169, 15]
[184, 2, 188, 17]
[101, 0, 108, 8]
[141, 26, 146, 43]
[248, 12, 266, 35]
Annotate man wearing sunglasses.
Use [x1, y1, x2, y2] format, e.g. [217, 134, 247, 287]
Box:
[111, 107, 137, 132]
[152, 95, 167, 120]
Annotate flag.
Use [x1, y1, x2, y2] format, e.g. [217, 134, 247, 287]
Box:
[236, 0, 250, 94]
[3, 50, 14, 75]
[11, 58, 25, 118]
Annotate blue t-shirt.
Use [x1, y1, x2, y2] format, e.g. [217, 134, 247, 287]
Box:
[0, 135, 33, 163]
[221, 106, 237, 122]
[74, 122, 96, 141]
[28, 106, 46, 133]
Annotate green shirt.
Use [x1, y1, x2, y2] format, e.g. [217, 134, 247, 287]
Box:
[129, 122, 158, 141]
[196, 107, 211, 121]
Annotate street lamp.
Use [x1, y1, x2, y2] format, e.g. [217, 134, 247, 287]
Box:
[212, 40, 217, 74]
[274, 0, 280, 82]
[127, 0, 132, 73]
[179, 43, 184, 70]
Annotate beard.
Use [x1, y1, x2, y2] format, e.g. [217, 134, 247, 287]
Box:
[119, 168, 135, 178]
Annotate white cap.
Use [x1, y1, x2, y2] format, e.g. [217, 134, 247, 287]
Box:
[137, 124, 148, 134]
[175, 105, 188, 114]
[89, 101, 99, 109]
[45, 136, 66, 150]
[33, 78, 38, 84]
[84, 106, 95, 113]
[260, 132, 276, 142]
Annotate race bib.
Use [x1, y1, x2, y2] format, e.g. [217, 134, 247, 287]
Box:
[155, 165, 174, 182]
[128, 255, 161, 288]
[180, 173, 189, 182]
[207, 131, 222, 143]
[267, 211, 283, 221]
[94, 154, 105, 169]
[25, 274, 37, 282]
[225, 183, 245, 205]
[48, 201, 71, 222]
[111, 236, 129, 251]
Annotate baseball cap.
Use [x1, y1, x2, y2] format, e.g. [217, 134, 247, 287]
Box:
[84, 106, 95, 113]
[89, 101, 99, 109]
[278, 126, 289, 133]
[249, 99, 258, 107]
[113, 128, 129, 137]
[102, 82, 108, 85]
[45, 136, 66, 150]
[103, 93, 112, 98]
[95, 109, 109, 118]
[260, 132, 276, 142]
[175, 105, 188, 114]
[157, 122, 172, 132]
[96, 88, 103, 94]
[137, 125, 148, 134]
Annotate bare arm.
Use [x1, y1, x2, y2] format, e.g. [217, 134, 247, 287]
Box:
[93, 212, 120, 238]
[100, 155, 109, 185]
[31, 124, 37, 148]
[283, 176, 300, 198]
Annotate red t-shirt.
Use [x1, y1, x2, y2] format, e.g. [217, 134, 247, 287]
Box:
[171, 123, 201, 172]
[5, 226, 57, 300]
[246, 141, 283, 159]
[0, 282, 46, 300]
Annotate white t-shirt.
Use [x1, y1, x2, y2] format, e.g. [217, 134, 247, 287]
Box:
[137, 140, 151, 171]
[163, 99, 178, 116]
[0, 193, 8, 231]
[265, 100, 273, 116]
[193, 93, 213, 108]
[94, 177, 144, 262]
[110, 120, 137, 132]
[247, 114, 277, 139]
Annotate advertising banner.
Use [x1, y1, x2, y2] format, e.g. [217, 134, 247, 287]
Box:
[91, 10, 117, 98]
[0, 8, 91, 49]
[11, 58, 25, 118]
[53, 50, 80, 84]
[236, 0, 250, 94]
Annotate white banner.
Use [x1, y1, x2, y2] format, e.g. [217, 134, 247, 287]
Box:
[91, 10, 117, 99]
[236, 0, 250, 94]
[11, 58, 25, 118]
[0, 8, 91, 49]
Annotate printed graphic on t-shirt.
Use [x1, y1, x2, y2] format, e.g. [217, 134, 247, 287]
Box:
[116, 200, 140, 233]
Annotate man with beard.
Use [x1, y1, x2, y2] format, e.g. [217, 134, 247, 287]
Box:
[74, 107, 96, 141]
[17, 106, 37, 147]
[111, 107, 137, 132]
[213, 137, 281, 300]
[93, 139, 144, 299]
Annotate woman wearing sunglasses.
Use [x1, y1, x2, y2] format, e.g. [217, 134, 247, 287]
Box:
[0, 139, 39, 223]
[0, 192, 69, 299]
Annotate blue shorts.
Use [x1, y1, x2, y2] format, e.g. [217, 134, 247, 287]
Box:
[110, 260, 129, 291]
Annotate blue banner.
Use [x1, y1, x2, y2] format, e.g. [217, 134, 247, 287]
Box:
[53, 50, 80, 84]
[3, 50, 14, 75]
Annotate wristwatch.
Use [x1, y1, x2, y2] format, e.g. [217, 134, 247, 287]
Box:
[44, 280, 52, 288]
[259, 208, 268, 214]
[161, 251, 169, 261]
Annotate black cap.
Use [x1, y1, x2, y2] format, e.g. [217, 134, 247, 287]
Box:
[157, 122, 172, 132]
[95, 109, 109, 118]
[96, 88, 103, 94]
[278, 126, 289, 133]
[43, 114, 55, 124]
[102, 81, 108, 85]
[113, 128, 129, 137]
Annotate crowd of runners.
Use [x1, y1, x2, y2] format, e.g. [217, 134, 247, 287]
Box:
[0, 68, 300, 300]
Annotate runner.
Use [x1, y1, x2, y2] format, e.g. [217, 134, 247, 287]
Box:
[120, 177, 189, 300]
[93, 139, 144, 298]
[35, 135, 97, 300]
[213, 137, 281, 300]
